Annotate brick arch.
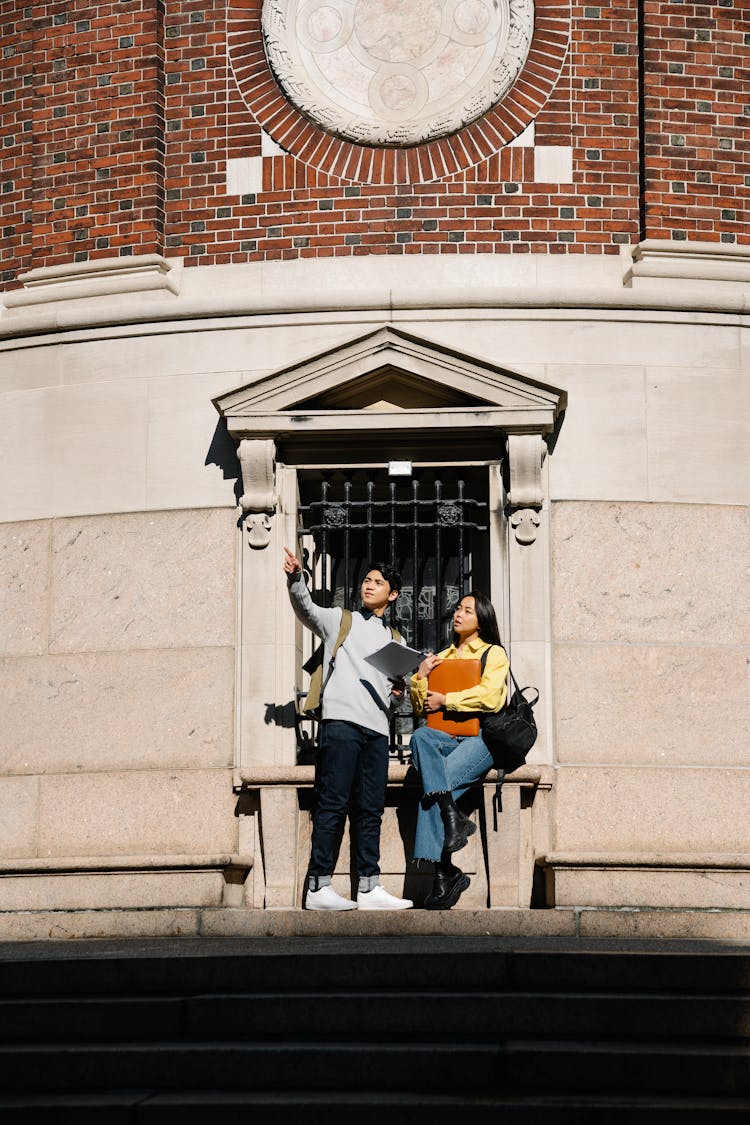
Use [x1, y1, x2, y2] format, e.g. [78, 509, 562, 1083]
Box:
[228, 0, 570, 185]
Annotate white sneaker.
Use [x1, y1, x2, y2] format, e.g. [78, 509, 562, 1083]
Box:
[305, 884, 357, 911]
[357, 885, 413, 911]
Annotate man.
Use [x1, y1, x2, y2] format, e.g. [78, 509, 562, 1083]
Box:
[283, 546, 413, 911]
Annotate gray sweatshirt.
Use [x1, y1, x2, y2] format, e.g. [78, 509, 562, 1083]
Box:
[288, 571, 402, 736]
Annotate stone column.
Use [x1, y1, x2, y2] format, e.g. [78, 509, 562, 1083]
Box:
[235, 445, 301, 907]
[504, 433, 553, 765]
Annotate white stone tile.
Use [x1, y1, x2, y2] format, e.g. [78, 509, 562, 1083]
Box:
[146, 371, 242, 510]
[645, 366, 750, 504]
[0, 908, 202, 941]
[1, 647, 234, 775]
[509, 122, 535, 147]
[547, 364, 648, 501]
[396, 315, 741, 371]
[554, 643, 750, 766]
[0, 380, 148, 522]
[226, 156, 263, 196]
[0, 521, 50, 656]
[50, 380, 149, 517]
[261, 130, 286, 158]
[49, 508, 236, 653]
[533, 145, 573, 183]
[0, 341, 63, 391]
[0, 870, 226, 911]
[553, 867, 748, 910]
[0, 390, 58, 522]
[551, 501, 750, 645]
[553, 766, 750, 854]
[37, 768, 237, 857]
[579, 908, 750, 941]
[0, 776, 38, 858]
[59, 332, 237, 384]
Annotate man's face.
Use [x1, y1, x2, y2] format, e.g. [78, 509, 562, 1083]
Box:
[361, 570, 398, 615]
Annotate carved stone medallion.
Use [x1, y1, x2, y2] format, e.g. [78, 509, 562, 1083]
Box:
[262, 0, 534, 147]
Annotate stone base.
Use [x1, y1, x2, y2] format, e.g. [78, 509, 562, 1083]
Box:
[0, 870, 228, 912]
[542, 854, 750, 910]
[1, 906, 749, 943]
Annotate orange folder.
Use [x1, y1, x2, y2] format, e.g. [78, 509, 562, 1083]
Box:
[426, 659, 481, 736]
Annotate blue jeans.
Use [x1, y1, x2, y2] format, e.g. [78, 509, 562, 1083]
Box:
[309, 719, 389, 879]
[409, 725, 493, 862]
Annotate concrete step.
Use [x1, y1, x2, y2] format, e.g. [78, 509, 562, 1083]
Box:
[1, 991, 749, 1044]
[1, 1091, 750, 1124]
[2, 905, 750, 944]
[1, 945, 748, 999]
[0, 1040, 748, 1097]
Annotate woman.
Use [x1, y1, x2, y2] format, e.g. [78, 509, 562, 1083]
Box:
[409, 591, 509, 910]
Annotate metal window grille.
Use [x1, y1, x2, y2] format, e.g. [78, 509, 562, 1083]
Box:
[297, 468, 489, 753]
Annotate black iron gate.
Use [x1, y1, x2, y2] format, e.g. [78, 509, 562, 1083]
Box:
[297, 467, 490, 750]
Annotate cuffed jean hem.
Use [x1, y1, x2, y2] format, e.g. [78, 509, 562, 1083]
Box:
[358, 875, 380, 892]
[308, 874, 332, 890]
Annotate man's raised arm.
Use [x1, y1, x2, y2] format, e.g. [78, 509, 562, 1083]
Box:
[283, 546, 341, 641]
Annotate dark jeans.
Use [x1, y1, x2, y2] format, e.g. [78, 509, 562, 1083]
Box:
[309, 719, 389, 879]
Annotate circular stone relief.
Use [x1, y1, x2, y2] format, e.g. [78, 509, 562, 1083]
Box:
[262, 0, 534, 147]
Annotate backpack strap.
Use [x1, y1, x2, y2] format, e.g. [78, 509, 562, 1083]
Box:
[320, 608, 352, 699]
[301, 609, 352, 717]
[480, 644, 508, 819]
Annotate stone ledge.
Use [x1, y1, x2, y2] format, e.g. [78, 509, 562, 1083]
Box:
[541, 854, 750, 911]
[233, 764, 551, 790]
[1, 906, 749, 943]
[3, 255, 180, 310]
[543, 852, 750, 870]
[624, 239, 750, 288]
[0, 853, 253, 876]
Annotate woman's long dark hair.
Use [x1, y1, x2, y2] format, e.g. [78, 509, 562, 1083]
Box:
[452, 589, 502, 647]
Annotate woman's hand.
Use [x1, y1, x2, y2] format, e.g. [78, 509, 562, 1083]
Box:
[425, 690, 447, 713]
[283, 546, 302, 574]
[417, 652, 443, 680]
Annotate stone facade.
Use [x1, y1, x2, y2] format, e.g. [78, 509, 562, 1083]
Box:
[0, 0, 748, 938]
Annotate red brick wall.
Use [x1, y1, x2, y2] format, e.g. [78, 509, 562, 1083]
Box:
[0, 0, 746, 283]
[1, 0, 165, 280]
[0, 1, 33, 285]
[641, 0, 748, 244]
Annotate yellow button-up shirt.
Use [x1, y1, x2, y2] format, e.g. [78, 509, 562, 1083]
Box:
[410, 637, 509, 717]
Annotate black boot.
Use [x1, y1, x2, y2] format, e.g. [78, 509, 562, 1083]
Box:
[424, 860, 470, 910]
[436, 792, 475, 854]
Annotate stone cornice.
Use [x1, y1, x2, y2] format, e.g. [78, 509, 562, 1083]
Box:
[624, 239, 750, 288]
[5, 255, 180, 309]
[1, 281, 747, 344]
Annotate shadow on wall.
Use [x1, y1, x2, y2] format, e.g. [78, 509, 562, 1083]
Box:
[205, 418, 242, 505]
[264, 702, 297, 730]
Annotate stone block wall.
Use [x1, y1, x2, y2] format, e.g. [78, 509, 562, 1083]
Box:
[550, 501, 750, 854]
[0, 508, 238, 864]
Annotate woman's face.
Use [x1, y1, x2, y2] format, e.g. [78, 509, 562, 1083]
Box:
[453, 596, 478, 639]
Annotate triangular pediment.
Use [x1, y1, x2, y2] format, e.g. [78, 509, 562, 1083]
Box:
[297, 365, 488, 410]
[214, 326, 566, 417]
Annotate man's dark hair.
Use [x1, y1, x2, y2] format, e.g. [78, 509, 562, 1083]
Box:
[366, 561, 402, 595]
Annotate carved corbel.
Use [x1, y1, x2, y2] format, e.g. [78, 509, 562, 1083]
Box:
[507, 433, 546, 545]
[237, 438, 277, 549]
